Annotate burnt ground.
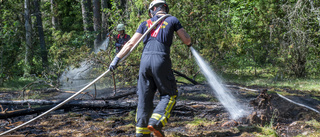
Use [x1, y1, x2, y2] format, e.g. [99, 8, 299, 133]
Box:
[0, 84, 320, 137]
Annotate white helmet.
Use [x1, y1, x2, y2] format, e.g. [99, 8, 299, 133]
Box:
[148, 0, 169, 17]
[148, 0, 166, 11]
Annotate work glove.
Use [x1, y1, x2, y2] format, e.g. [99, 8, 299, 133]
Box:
[109, 56, 121, 71]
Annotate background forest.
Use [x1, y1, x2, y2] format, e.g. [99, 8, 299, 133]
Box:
[1, 0, 320, 90]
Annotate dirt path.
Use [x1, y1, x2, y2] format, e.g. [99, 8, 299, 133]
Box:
[1, 84, 320, 136]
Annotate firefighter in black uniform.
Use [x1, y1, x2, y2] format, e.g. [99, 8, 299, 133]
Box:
[109, 0, 192, 136]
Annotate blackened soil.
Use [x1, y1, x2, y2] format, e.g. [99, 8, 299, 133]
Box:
[1, 84, 320, 137]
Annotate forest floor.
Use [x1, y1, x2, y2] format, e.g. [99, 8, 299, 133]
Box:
[1, 84, 320, 137]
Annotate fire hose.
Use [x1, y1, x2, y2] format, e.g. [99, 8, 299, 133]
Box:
[0, 14, 171, 136]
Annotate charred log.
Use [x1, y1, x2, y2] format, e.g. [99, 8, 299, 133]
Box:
[0, 105, 55, 119]
[0, 99, 220, 119]
[0, 100, 138, 119]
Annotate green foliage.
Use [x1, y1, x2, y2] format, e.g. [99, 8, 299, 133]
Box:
[56, 0, 83, 31]
[0, 1, 25, 79]
[1, 0, 320, 89]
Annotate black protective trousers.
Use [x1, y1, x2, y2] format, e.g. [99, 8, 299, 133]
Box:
[135, 39, 178, 137]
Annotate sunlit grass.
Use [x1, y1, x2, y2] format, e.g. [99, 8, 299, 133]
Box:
[242, 78, 320, 96]
[237, 125, 278, 137]
[193, 71, 320, 93]
[185, 117, 216, 128]
[306, 119, 320, 129]
[176, 67, 320, 100]
[206, 67, 320, 94]
[255, 126, 278, 137]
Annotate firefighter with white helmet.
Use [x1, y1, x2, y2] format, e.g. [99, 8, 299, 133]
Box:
[109, 0, 192, 136]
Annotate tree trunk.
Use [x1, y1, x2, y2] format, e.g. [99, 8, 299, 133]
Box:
[50, 0, 58, 30]
[34, 0, 48, 69]
[81, 0, 93, 32]
[0, 45, 3, 86]
[81, 0, 93, 48]
[93, 0, 101, 50]
[24, 0, 32, 77]
[101, 0, 109, 39]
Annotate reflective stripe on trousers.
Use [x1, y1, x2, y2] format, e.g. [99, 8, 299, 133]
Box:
[136, 127, 151, 134]
[150, 95, 176, 127]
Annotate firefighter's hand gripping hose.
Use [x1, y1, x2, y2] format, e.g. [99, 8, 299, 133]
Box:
[109, 56, 121, 71]
[0, 14, 171, 136]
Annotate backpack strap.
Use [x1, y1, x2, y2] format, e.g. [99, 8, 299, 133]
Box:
[118, 34, 127, 39]
[147, 19, 165, 38]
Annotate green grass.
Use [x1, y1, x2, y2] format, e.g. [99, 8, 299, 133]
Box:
[1, 68, 320, 98]
[0, 76, 58, 99]
[176, 67, 320, 101]
[258, 126, 278, 137]
[220, 67, 320, 93]
[306, 119, 320, 129]
[233, 77, 320, 96]
[0, 77, 35, 91]
[237, 125, 278, 137]
[174, 66, 320, 96]
[194, 68, 320, 94]
[185, 117, 216, 128]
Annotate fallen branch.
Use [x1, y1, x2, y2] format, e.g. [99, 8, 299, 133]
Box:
[172, 70, 198, 85]
[0, 105, 55, 119]
[101, 90, 136, 100]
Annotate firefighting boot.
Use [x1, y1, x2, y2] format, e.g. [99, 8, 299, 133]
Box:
[147, 125, 164, 137]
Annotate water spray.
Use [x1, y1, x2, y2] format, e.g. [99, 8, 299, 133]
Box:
[190, 47, 249, 119]
[59, 37, 110, 91]
[0, 14, 172, 136]
[94, 37, 110, 54]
